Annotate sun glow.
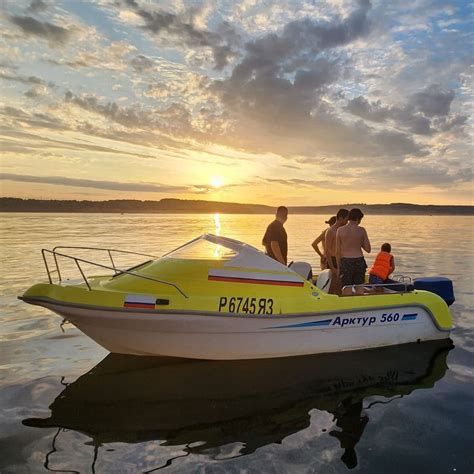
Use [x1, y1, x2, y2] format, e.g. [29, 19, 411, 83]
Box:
[210, 176, 223, 188]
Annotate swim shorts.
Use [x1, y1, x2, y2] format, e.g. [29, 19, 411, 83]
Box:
[340, 257, 367, 287]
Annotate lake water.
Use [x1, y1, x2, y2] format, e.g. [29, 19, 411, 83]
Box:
[1, 213, 473, 473]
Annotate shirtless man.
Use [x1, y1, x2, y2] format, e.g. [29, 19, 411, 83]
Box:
[324, 209, 349, 294]
[324, 209, 349, 273]
[336, 208, 371, 295]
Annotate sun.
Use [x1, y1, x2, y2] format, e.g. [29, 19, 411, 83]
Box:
[210, 176, 223, 188]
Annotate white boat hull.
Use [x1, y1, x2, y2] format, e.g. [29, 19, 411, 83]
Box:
[39, 301, 449, 359]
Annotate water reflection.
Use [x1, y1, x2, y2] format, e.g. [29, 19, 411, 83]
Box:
[24, 340, 452, 470]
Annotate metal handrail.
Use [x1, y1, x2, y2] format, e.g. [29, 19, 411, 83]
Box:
[342, 282, 414, 295]
[52, 246, 160, 277]
[41, 249, 188, 298]
[392, 274, 413, 283]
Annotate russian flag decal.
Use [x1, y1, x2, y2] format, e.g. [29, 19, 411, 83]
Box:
[124, 294, 156, 309]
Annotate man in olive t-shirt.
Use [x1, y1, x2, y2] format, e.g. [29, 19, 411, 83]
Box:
[262, 206, 288, 265]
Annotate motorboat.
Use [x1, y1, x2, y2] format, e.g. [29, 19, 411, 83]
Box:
[23, 340, 452, 468]
[19, 234, 455, 359]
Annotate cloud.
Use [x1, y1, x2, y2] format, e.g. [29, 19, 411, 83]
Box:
[345, 96, 389, 122]
[412, 84, 455, 117]
[359, 162, 473, 190]
[122, 0, 240, 69]
[345, 83, 463, 136]
[0, 106, 68, 130]
[27, 0, 48, 13]
[0, 173, 191, 193]
[9, 16, 71, 45]
[0, 72, 47, 86]
[200, 0, 416, 161]
[263, 177, 333, 189]
[130, 54, 154, 73]
[0, 129, 159, 159]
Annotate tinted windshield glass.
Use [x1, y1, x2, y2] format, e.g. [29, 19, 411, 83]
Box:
[165, 239, 237, 260]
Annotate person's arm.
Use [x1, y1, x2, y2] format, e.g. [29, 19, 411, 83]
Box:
[389, 256, 395, 274]
[362, 227, 371, 253]
[335, 229, 342, 271]
[324, 231, 335, 271]
[270, 241, 285, 265]
[311, 231, 325, 257]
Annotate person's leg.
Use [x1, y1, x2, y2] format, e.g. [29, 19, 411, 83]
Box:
[353, 258, 367, 295]
[340, 258, 354, 295]
[369, 274, 384, 293]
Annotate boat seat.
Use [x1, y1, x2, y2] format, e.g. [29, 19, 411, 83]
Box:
[316, 269, 332, 292]
[289, 261, 313, 281]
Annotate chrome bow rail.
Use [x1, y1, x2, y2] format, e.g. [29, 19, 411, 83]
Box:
[41, 246, 188, 298]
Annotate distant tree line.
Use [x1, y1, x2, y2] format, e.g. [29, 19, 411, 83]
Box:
[0, 198, 472, 215]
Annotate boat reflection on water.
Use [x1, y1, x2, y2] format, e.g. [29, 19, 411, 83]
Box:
[24, 340, 452, 470]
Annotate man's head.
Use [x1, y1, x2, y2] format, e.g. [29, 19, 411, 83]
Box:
[276, 206, 288, 223]
[336, 208, 349, 225]
[381, 243, 391, 253]
[348, 208, 364, 223]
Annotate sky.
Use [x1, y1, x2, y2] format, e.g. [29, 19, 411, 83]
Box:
[0, 0, 473, 206]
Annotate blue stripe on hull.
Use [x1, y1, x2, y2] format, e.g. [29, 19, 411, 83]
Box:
[267, 319, 332, 329]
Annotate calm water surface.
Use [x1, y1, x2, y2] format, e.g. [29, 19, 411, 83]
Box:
[1, 213, 473, 473]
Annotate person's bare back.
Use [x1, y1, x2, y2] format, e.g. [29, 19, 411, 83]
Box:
[335, 208, 371, 295]
[337, 223, 371, 258]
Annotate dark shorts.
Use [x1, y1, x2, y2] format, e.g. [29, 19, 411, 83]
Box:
[340, 257, 367, 287]
[327, 256, 337, 269]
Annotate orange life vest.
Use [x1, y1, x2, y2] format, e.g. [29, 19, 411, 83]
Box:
[369, 251, 392, 280]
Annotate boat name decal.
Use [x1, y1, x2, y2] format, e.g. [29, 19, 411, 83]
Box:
[268, 312, 418, 329]
[218, 296, 273, 314]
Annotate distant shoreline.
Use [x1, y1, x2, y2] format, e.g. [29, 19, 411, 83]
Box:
[0, 197, 472, 215]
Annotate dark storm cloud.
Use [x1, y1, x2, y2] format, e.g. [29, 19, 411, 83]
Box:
[9, 15, 71, 45]
[0, 173, 191, 193]
[27, 0, 48, 13]
[122, 0, 240, 69]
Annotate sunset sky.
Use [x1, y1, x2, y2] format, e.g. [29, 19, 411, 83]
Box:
[0, 0, 472, 205]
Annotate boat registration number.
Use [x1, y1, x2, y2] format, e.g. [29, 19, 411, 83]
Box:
[218, 296, 274, 314]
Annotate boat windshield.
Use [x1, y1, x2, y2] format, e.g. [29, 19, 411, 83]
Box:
[165, 238, 237, 260]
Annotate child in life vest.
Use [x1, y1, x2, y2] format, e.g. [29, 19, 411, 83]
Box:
[369, 243, 395, 285]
